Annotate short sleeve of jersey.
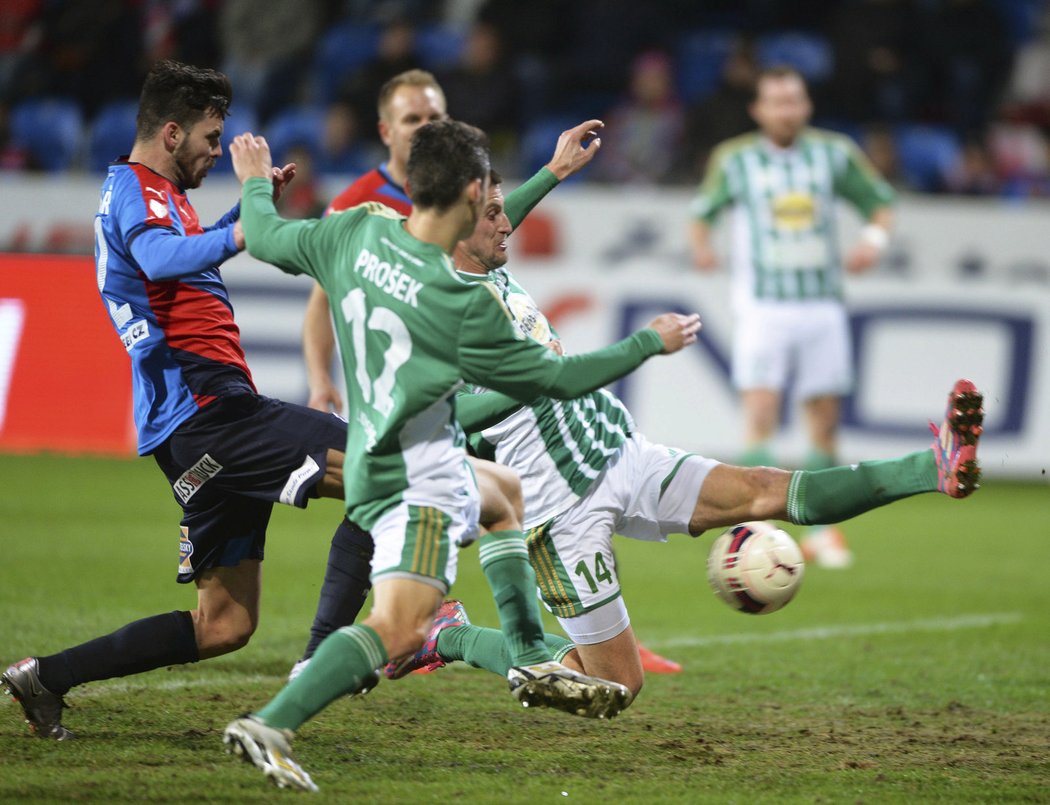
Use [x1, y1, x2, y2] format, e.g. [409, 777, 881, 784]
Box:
[832, 135, 896, 217]
[690, 139, 738, 222]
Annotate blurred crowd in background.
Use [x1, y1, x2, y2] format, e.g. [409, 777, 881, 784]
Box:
[3, 0, 1050, 202]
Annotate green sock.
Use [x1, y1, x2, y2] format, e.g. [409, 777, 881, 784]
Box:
[787, 450, 937, 526]
[478, 530, 550, 666]
[436, 625, 574, 675]
[804, 447, 837, 472]
[255, 624, 387, 731]
[739, 443, 776, 467]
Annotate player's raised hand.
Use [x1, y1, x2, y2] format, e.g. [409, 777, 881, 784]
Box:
[646, 313, 702, 354]
[271, 162, 297, 203]
[229, 133, 273, 185]
[545, 119, 604, 181]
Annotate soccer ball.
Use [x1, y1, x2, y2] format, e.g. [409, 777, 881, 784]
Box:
[706, 521, 805, 614]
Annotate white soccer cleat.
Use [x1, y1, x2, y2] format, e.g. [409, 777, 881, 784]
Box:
[223, 715, 318, 793]
[507, 661, 632, 719]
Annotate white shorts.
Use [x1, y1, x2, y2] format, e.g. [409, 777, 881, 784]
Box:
[370, 469, 480, 593]
[732, 300, 852, 399]
[525, 433, 719, 644]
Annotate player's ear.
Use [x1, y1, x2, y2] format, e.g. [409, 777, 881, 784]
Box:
[162, 121, 181, 152]
[378, 117, 392, 147]
[465, 177, 483, 205]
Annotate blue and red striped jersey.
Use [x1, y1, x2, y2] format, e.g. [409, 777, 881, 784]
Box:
[324, 163, 412, 216]
[94, 161, 253, 455]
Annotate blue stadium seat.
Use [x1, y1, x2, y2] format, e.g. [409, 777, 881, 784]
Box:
[311, 21, 382, 105]
[675, 30, 738, 103]
[895, 125, 962, 192]
[9, 98, 84, 172]
[756, 31, 834, 82]
[415, 24, 467, 70]
[263, 107, 326, 165]
[87, 100, 139, 173]
[212, 107, 259, 173]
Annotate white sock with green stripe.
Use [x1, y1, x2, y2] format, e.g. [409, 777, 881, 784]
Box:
[479, 530, 551, 667]
[255, 624, 387, 731]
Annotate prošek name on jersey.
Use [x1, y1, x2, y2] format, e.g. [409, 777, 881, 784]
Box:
[353, 247, 423, 307]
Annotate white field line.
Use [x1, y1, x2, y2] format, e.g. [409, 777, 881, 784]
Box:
[655, 611, 1025, 649]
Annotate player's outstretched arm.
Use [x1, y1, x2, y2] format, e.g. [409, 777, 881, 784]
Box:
[460, 288, 700, 402]
[231, 133, 326, 277]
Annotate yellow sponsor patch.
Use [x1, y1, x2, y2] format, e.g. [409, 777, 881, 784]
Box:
[772, 192, 816, 231]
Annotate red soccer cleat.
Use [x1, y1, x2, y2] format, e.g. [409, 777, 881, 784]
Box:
[637, 643, 682, 674]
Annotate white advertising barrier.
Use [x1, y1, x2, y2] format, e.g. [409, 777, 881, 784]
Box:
[1, 176, 1047, 477]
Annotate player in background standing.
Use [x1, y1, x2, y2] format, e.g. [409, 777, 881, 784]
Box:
[221, 122, 702, 790]
[688, 65, 896, 569]
[298, 69, 683, 675]
[1, 60, 359, 741]
[384, 169, 983, 706]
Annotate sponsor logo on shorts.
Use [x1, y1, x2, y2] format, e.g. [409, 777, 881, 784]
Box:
[280, 455, 320, 506]
[173, 453, 223, 504]
[178, 526, 193, 575]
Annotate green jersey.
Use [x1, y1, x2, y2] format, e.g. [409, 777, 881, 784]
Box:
[241, 177, 664, 529]
[460, 268, 635, 529]
[690, 128, 895, 304]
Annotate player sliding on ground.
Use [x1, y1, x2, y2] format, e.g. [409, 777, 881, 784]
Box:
[220, 121, 702, 791]
[378, 168, 985, 706]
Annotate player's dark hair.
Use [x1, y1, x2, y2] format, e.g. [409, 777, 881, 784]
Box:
[136, 60, 232, 141]
[489, 168, 503, 186]
[407, 120, 490, 212]
[753, 64, 807, 101]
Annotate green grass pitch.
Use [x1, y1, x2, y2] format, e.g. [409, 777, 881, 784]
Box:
[1, 453, 1047, 803]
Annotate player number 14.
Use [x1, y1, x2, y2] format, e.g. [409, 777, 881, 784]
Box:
[575, 552, 613, 594]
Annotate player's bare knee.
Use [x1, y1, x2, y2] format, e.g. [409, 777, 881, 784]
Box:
[193, 611, 256, 656]
[363, 611, 429, 661]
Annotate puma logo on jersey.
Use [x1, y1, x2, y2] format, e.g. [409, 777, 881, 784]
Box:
[353, 247, 423, 307]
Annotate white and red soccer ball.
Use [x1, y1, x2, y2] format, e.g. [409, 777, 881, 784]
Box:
[707, 521, 805, 614]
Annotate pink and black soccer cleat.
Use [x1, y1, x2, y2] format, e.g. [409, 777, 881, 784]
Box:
[383, 599, 469, 680]
[930, 379, 984, 499]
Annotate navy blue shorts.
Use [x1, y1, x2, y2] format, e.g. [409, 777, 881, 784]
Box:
[152, 393, 347, 583]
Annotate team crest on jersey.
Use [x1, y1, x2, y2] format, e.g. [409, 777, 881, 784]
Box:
[178, 526, 194, 576]
[173, 453, 223, 503]
[505, 293, 553, 344]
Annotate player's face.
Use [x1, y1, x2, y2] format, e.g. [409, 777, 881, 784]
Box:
[459, 184, 511, 271]
[380, 85, 448, 171]
[751, 75, 811, 147]
[173, 111, 223, 189]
